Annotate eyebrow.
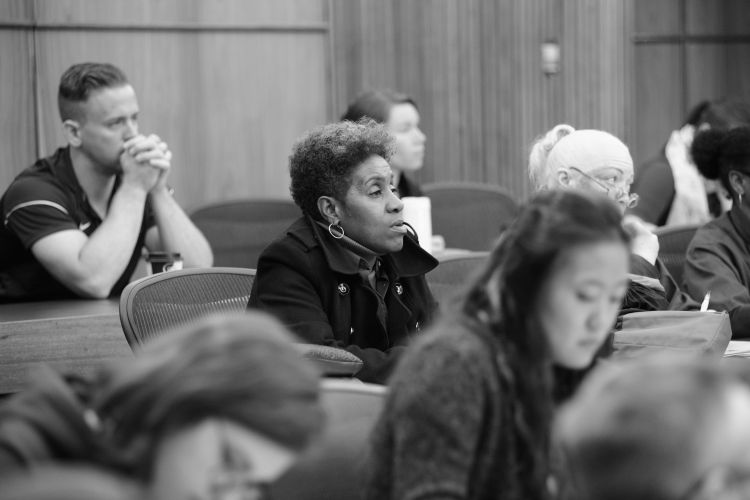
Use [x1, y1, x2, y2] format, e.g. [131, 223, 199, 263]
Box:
[358, 172, 392, 188]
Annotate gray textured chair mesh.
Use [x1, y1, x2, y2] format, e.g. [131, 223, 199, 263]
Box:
[270, 379, 387, 500]
[119, 267, 363, 377]
[190, 199, 301, 268]
[423, 182, 518, 251]
[426, 252, 490, 307]
[119, 267, 256, 347]
[654, 223, 701, 287]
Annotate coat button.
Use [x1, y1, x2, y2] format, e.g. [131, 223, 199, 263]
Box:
[395, 283, 404, 295]
[337, 283, 350, 295]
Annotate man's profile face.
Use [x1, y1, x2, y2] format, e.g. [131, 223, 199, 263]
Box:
[75, 84, 140, 173]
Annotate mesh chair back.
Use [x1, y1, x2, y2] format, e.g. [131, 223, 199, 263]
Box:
[119, 267, 364, 377]
[119, 267, 256, 348]
[427, 251, 490, 308]
[654, 223, 701, 286]
[190, 199, 301, 268]
[270, 379, 387, 500]
[423, 182, 518, 251]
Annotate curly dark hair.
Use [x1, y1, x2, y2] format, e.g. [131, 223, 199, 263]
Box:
[692, 126, 750, 198]
[289, 119, 394, 220]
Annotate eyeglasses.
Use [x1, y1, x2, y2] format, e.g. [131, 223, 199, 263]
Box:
[568, 166, 640, 209]
[209, 428, 270, 500]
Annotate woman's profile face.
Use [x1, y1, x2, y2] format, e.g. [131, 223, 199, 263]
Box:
[336, 155, 407, 254]
[149, 419, 296, 500]
[385, 103, 426, 173]
[535, 240, 629, 369]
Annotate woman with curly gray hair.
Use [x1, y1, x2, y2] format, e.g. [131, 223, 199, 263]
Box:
[248, 119, 438, 384]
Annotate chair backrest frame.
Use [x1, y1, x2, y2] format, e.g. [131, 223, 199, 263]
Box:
[119, 267, 256, 349]
[653, 223, 701, 287]
[426, 251, 490, 308]
[422, 182, 518, 251]
[269, 379, 388, 500]
[190, 199, 301, 268]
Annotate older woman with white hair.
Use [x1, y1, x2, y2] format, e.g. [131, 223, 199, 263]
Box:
[529, 124, 695, 312]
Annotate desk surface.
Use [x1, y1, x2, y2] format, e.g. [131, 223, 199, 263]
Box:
[0, 299, 133, 393]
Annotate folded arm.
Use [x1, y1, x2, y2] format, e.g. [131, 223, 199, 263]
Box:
[31, 183, 150, 298]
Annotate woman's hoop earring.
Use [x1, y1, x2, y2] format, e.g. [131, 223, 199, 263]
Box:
[328, 223, 345, 239]
[740, 192, 744, 206]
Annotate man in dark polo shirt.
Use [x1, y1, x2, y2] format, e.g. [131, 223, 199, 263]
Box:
[0, 62, 213, 301]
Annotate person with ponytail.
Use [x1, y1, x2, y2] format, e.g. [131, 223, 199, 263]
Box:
[684, 126, 750, 338]
[342, 89, 427, 198]
[528, 124, 696, 313]
[0, 312, 325, 500]
[366, 190, 630, 500]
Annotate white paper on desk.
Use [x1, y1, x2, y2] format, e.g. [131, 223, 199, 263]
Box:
[724, 341, 750, 358]
[401, 196, 432, 253]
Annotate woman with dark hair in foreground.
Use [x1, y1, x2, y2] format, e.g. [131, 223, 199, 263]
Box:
[367, 190, 630, 500]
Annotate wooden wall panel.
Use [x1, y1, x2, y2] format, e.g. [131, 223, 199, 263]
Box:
[0, 0, 33, 22]
[560, 0, 632, 142]
[331, 0, 629, 200]
[33, 0, 325, 26]
[2, 0, 330, 211]
[632, 44, 683, 164]
[33, 30, 328, 209]
[633, 0, 750, 166]
[633, 0, 680, 35]
[0, 0, 35, 192]
[725, 44, 750, 101]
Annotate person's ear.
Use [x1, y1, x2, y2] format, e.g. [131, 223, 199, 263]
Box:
[62, 119, 82, 148]
[729, 171, 746, 199]
[317, 196, 343, 225]
[557, 168, 572, 187]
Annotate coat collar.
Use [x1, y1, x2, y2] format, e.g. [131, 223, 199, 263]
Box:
[728, 208, 750, 250]
[288, 215, 438, 277]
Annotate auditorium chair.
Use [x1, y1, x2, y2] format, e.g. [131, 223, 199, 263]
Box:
[189, 199, 301, 268]
[426, 251, 490, 308]
[119, 267, 363, 377]
[653, 223, 701, 286]
[422, 182, 518, 251]
[269, 378, 387, 500]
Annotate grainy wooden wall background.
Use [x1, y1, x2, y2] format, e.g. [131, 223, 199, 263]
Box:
[1, 0, 749, 208]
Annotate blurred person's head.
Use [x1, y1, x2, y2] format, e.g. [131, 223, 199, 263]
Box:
[92, 312, 325, 500]
[463, 189, 630, 371]
[692, 126, 750, 210]
[529, 125, 637, 213]
[290, 119, 410, 255]
[557, 355, 750, 500]
[342, 89, 426, 177]
[58, 62, 139, 172]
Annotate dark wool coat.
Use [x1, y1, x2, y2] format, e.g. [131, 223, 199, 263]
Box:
[684, 210, 750, 338]
[366, 315, 548, 500]
[248, 216, 438, 384]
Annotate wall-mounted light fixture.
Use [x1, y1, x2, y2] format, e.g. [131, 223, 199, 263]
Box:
[541, 39, 560, 76]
